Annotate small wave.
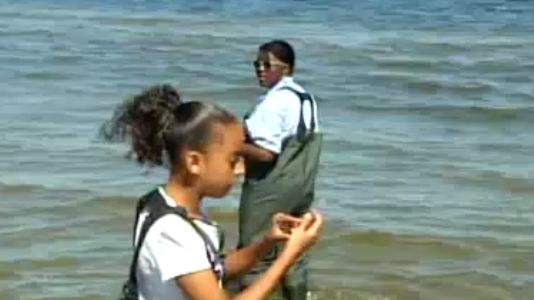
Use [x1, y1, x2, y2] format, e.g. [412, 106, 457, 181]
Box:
[23, 71, 71, 81]
[48, 54, 84, 64]
[395, 32, 531, 50]
[17, 256, 79, 269]
[405, 79, 495, 95]
[0, 28, 55, 37]
[0, 182, 45, 193]
[308, 287, 373, 300]
[372, 56, 441, 71]
[91, 15, 185, 27]
[0, 181, 92, 195]
[339, 230, 478, 258]
[348, 103, 534, 123]
[0, 262, 18, 280]
[448, 169, 534, 197]
[415, 269, 519, 298]
[84, 195, 137, 214]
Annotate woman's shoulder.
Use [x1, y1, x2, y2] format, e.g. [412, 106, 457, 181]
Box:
[278, 77, 307, 93]
[264, 83, 302, 106]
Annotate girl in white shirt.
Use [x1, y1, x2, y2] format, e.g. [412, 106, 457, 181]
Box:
[103, 85, 324, 300]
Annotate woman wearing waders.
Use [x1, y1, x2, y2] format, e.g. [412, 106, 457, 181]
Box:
[239, 40, 322, 300]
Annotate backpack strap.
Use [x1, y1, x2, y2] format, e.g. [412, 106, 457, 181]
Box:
[131, 193, 149, 247]
[122, 190, 168, 299]
[278, 86, 317, 136]
[124, 190, 224, 295]
[126, 190, 187, 289]
[185, 217, 225, 279]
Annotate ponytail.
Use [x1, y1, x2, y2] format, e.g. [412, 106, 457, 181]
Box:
[101, 84, 237, 169]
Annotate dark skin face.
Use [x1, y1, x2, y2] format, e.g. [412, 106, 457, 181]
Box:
[254, 51, 290, 88]
[241, 50, 293, 163]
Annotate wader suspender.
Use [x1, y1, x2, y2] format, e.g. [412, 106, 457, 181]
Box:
[279, 86, 317, 137]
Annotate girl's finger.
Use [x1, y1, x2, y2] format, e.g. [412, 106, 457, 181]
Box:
[275, 213, 303, 225]
[297, 214, 315, 230]
[306, 212, 324, 233]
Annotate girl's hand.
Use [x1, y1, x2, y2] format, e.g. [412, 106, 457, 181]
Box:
[266, 213, 303, 242]
[283, 210, 324, 257]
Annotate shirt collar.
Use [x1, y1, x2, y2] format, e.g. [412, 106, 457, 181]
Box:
[158, 186, 216, 225]
[257, 76, 294, 103]
[271, 76, 293, 91]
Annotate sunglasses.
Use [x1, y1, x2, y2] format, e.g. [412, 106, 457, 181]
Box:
[253, 60, 287, 70]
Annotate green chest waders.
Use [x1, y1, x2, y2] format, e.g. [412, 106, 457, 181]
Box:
[238, 87, 322, 300]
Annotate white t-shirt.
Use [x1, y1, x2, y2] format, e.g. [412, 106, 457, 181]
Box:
[245, 76, 319, 154]
[135, 187, 222, 300]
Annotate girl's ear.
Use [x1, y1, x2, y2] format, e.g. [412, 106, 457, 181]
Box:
[183, 150, 203, 176]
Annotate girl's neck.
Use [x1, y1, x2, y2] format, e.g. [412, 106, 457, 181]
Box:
[164, 176, 203, 218]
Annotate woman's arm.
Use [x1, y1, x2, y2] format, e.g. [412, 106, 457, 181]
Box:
[241, 142, 276, 163]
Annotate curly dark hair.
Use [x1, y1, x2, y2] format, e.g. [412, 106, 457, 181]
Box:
[100, 84, 237, 168]
[100, 84, 182, 165]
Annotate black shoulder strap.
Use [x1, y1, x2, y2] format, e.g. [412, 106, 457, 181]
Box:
[127, 190, 188, 287]
[126, 190, 223, 288]
[278, 86, 317, 136]
[185, 218, 223, 271]
[131, 193, 149, 247]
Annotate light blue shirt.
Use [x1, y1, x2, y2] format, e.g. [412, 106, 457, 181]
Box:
[245, 77, 319, 154]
